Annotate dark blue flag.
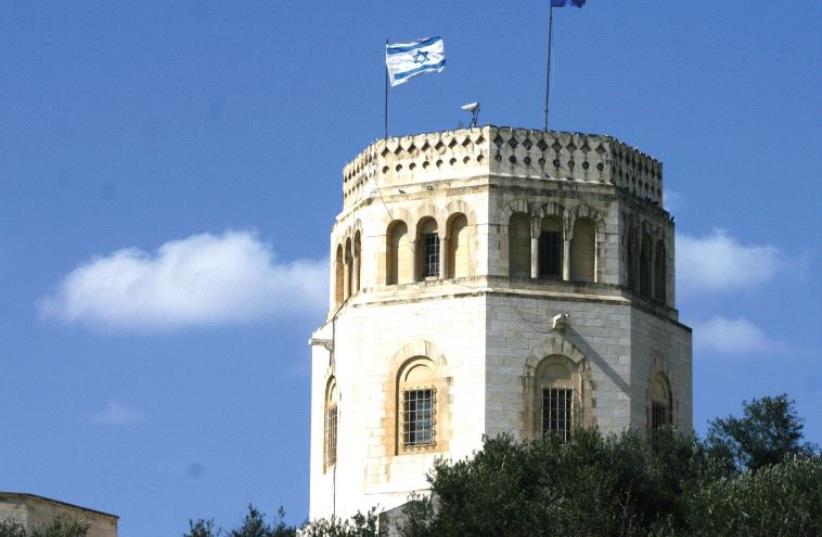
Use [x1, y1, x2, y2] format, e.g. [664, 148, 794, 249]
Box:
[552, 0, 586, 7]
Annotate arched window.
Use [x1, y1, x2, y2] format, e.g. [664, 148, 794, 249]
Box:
[639, 234, 652, 298]
[353, 231, 362, 293]
[571, 217, 595, 282]
[627, 226, 638, 291]
[334, 244, 344, 307]
[397, 357, 438, 452]
[386, 221, 411, 285]
[447, 213, 469, 278]
[534, 356, 579, 443]
[649, 373, 672, 430]
[416, 217, 439, 280]
[324, 377, 338, 470]
[509, 212, 531, 278]
[539, 216, 562, 279]
[654, 240, 667, 304]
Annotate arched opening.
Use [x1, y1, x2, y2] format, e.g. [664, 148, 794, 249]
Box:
[396, 357, 438, 453]
[654, 240, 667, 304]
[640, 234, 652, 298]
[447, 213, 469, 279]
[571, 217, 595, 282]
[324, 377, 338, 470]
[627, 226, 638, 291]
[416, 217, 439, 280]
[386, 221, 411, 285]
[353, 231, 362, 294]
[509, 212, 531, 278]
[334, 244, 344, 307]
[534, 355, 580, 443]
[649, 373, 672, 430]
[539, 215, 562, 279]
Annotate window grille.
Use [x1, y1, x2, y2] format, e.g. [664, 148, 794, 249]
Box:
[403, 389, 435, 447]
[539, 231, 562, 278]
[422, 233, 440, 277]
[325, 405, 338, 466]
[651, 401, 670, 430]
[542, 388, 573, 443]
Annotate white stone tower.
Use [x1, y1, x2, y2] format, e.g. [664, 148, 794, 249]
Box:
[308, 126, 692, 519]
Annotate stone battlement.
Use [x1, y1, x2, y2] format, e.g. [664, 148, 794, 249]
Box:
[343, 126, 663, 209]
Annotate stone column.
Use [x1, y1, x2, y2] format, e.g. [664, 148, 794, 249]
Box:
[562, 239, 571, 281]
[353, 254, 361, 293]
[530, 218, 540, 279]
[343, 257, 351, 299]
[439, 237, 449, 279]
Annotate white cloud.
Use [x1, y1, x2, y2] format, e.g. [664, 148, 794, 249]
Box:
[676, 229, 783, 298]
[692, 316, 785, 355]
[39, 230, 328, 330]
[663, 189, 685, 215]
[90, 401, 146, 426]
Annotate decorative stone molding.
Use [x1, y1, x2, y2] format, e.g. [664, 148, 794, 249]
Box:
[343, 126, 663, 209]
[388, 339, 449, 370]
[525, 334, 586, 368]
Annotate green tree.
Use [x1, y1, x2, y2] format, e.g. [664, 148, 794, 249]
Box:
[183, 519, 220, 537]
[400, 429, 708, 537]
[299, 509, 379, 537]
[706, 393, 815, 471]
[685, 455, 822, 537]
[183, 506, 295, 537]
[0, 520, 27, 537]
[0, 519, 89, 537]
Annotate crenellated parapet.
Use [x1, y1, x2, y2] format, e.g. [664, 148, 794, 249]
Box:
[342, 126, 663, 209]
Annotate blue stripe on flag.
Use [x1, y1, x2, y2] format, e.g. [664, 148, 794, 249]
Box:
[393, 59, 447, 82]
[552, 0, 586, 7]
[386, 36, 442, 55]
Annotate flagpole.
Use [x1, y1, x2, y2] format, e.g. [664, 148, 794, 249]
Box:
[384, 38, 389, 140]
[544, 4, 554, 131]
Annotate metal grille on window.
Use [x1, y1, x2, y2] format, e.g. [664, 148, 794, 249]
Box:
[403, 389, 435, 447]
[651, 401, 670, 430]
[542, 388, 573, 443]
[423, 233, 440, 277]
[325, 405, 337, 466]
[539, 231, 562, 278]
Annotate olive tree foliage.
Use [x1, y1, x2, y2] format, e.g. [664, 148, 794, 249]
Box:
[399, 429, 710, 537]
[399, 429, 821, 537]
[183, 505, 295, 537]
[299, 509, 379, 537]
[0, 519, 89, 537]
[182, 506, 379, 537]
[705, 393, 815, 471]
[684, 455, 822, 537]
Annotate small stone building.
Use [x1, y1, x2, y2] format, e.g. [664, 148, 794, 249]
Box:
[0, 492, 118, 537]
[309, 126, 692, 520]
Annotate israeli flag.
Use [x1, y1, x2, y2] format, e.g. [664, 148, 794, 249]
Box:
[385, 37, 446, 87]
[552, 0, 586, 6]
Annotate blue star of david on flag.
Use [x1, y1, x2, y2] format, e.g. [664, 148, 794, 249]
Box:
[413, 50, 430, 64]
[386, 37, 446, 87]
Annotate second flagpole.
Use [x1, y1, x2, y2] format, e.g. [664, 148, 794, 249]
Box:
[384, 38, 389, 140]
[544, 5, 554, 131]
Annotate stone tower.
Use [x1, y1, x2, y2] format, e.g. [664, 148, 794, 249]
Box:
[309, 126, 692, 519]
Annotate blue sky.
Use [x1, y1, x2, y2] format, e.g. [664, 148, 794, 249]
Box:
[1, 1, 820, 535]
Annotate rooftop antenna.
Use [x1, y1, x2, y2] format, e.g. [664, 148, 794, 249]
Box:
[460, 102, 480, 128]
